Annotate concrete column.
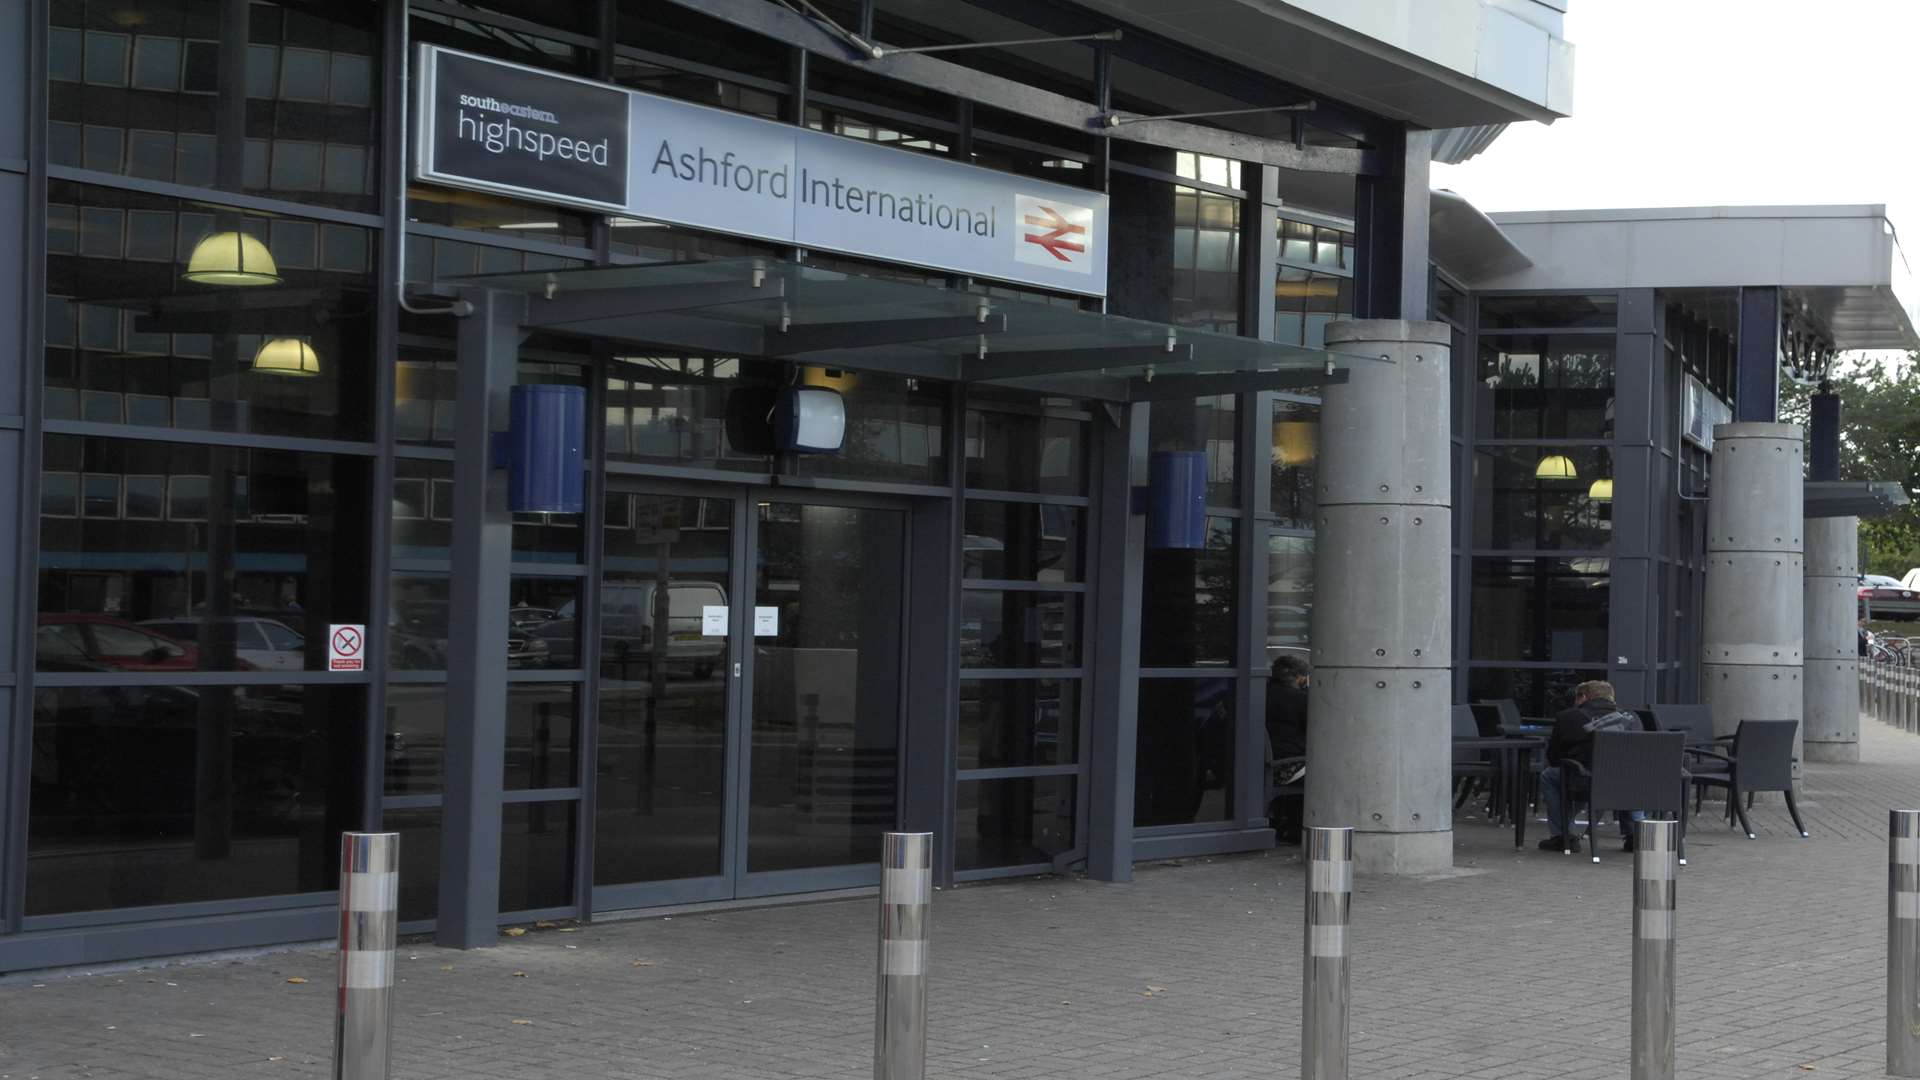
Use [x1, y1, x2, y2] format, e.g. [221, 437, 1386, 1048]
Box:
[1804, 516, 1860, 762]
[1702, 423, 1804, 755]
[1306, 320, 1452, 875]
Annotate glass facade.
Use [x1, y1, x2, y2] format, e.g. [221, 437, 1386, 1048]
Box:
[0, 0, 1411, 966]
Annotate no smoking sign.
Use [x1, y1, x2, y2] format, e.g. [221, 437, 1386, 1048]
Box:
[329, 623, 366, 671]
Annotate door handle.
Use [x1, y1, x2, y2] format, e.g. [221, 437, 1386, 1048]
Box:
[733, 661, 742, 679]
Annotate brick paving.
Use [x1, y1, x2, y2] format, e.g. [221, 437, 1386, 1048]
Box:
[5, 717, 1919, 1080]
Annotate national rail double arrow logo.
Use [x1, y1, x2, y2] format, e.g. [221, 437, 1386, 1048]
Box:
[1023, 204, 1086, 262]
[1013, 193, 1096, 275]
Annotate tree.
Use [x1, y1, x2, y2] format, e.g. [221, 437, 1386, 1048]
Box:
[1780, 352, 1920, 576]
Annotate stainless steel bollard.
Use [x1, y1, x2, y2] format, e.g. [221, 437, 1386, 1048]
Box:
[875, 832, 931, 1080]
[1891, 811, 1920, 1076]
[333, 832, 398, 1080]
[1631, 819, 1678, 1080]
[1302, 826, 1352, 1080]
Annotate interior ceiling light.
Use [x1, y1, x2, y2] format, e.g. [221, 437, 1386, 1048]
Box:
[184, 231, 280, 286]
[252, 338, 321, 377]
[1588, 478, 1613, 500]
[1534, 454, 1578, 480]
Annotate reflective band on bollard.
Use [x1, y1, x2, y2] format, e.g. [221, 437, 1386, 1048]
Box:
[875, 832, 931, 1080]
[1302, 826, 1352, 1080]
[333, 832, 398, 1080]
[1890, 811, 1920, 1076]
[1632, 819, 1678, 1080]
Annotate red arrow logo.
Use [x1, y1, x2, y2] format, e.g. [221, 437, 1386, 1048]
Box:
[1022, 205, 1087, 262]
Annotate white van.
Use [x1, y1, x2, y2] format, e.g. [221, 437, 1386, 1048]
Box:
[556, 580, 728, 678]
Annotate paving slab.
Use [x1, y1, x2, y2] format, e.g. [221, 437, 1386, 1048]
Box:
[4, 717, 1917, 1080]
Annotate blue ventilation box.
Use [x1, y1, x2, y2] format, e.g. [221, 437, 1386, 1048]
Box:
[1146, 450, 1207, 549]
[506, 384, 585, 514]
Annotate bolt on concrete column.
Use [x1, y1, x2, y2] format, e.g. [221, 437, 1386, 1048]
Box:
[1805, 515, 1860, 762]
[1306, 320, 1452, 876]
[1703, 423, 1804, 754]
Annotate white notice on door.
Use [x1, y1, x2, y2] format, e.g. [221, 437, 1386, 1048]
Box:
[701, 606, 728, 637]
[753, 606, 778, 636]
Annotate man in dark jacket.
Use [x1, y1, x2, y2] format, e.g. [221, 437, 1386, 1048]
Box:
[1537, 679, 1644, 852]
[1266, 655, 1311, 842]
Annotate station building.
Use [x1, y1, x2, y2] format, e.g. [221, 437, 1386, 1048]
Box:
[0, 0, 1907, 971]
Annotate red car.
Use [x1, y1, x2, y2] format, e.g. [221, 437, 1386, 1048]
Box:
[1859, 575, 1920, 621]
[36, 614, 202, 671]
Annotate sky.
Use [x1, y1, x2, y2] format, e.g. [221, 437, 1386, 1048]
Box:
[1432, 0, 1919, 230]
[1432, 0, 1919, 367]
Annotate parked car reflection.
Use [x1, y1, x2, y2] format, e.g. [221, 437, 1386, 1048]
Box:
[35, 614, 201, 671]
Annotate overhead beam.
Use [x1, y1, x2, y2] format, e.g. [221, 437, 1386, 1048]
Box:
[966, 342, 1193, 383]
[527, 279, 784, 328]
[1124, 367, 1349, 402]
[660, 0, 1366, 176]
[774, 313, 1007, 354]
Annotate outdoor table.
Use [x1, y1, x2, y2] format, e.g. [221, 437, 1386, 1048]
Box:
[1450, 735, 1546, 848]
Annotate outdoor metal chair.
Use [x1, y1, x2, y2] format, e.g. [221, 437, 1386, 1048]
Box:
[1685, 719, 1807, 839]
[1557, 730, 1689, 864]
[1452, 705, 1497, 809]
[1477, 697, 1526, 733]
[1467, 702, 1503, 737]
[1651, 704, 1724, 746]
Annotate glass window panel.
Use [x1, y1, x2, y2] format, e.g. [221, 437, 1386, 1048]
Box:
[384, 684, 445, 795]
[1279, 220, 1314, 262]
[83, 30, 128, 85]
[791, 369, 949, 485]
[41, 472, 79, 517]
[1477, 335, 1616, 440]
[1140, 517, 1236, 667]
[25, 684, 362, 915]
[1134, 677, 1236, 827]
[960, 591, 1082, 669]
[1109, 169, 1241, 334]
[1270, 400, 1317, 529]
[384, 807, 440, 922]
[1273, 265, 1308, 346]
[390, 574, 449, 670]
[392, 459, 448, 560]
[37, 435, 372, 672]
[1267, 533, 1313, 665]
[506, 684, 578, 790]
[1471, 447, 1613, 550]
[499, 802, 577, 913]
[48, 2, 378, 211]
[747, 502, 905, 874]
[131, 35, 181, 91]
[1468, 667, 1608, 720]
[955, 776, 1075, 871]
[1148, 394, 1237, 507]
[50, 26, 82, 81]
[957, 679, 1078, 769]
[123, 474, 163, 519]
[1479, 294, 1617, 330]
[963, 501, 1082, 582]
[509, 577, 579, 670]
[964, 408, 1087, 496]
[601, 357, 779, 473]
[47, 181, 378, 442]
[1470, 557, 1611, 663]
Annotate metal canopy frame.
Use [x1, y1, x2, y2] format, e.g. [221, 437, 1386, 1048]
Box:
[445, 257, 1376, 403]
[1805, 480, 1910, 520]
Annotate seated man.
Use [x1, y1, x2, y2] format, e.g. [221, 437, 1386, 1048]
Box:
[1266, 655, 1310, 841]
[1537, 679, 1645, 852]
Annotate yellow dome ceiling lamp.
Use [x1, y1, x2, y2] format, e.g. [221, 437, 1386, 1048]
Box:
[183, 230, 280, 286]
[252, 337, 322, 377]
[1588, 478, 1614, 501]
[1534, 453, 1578, 481]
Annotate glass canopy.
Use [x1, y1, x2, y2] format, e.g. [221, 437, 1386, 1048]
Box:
[449, 257, 1386, 402]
